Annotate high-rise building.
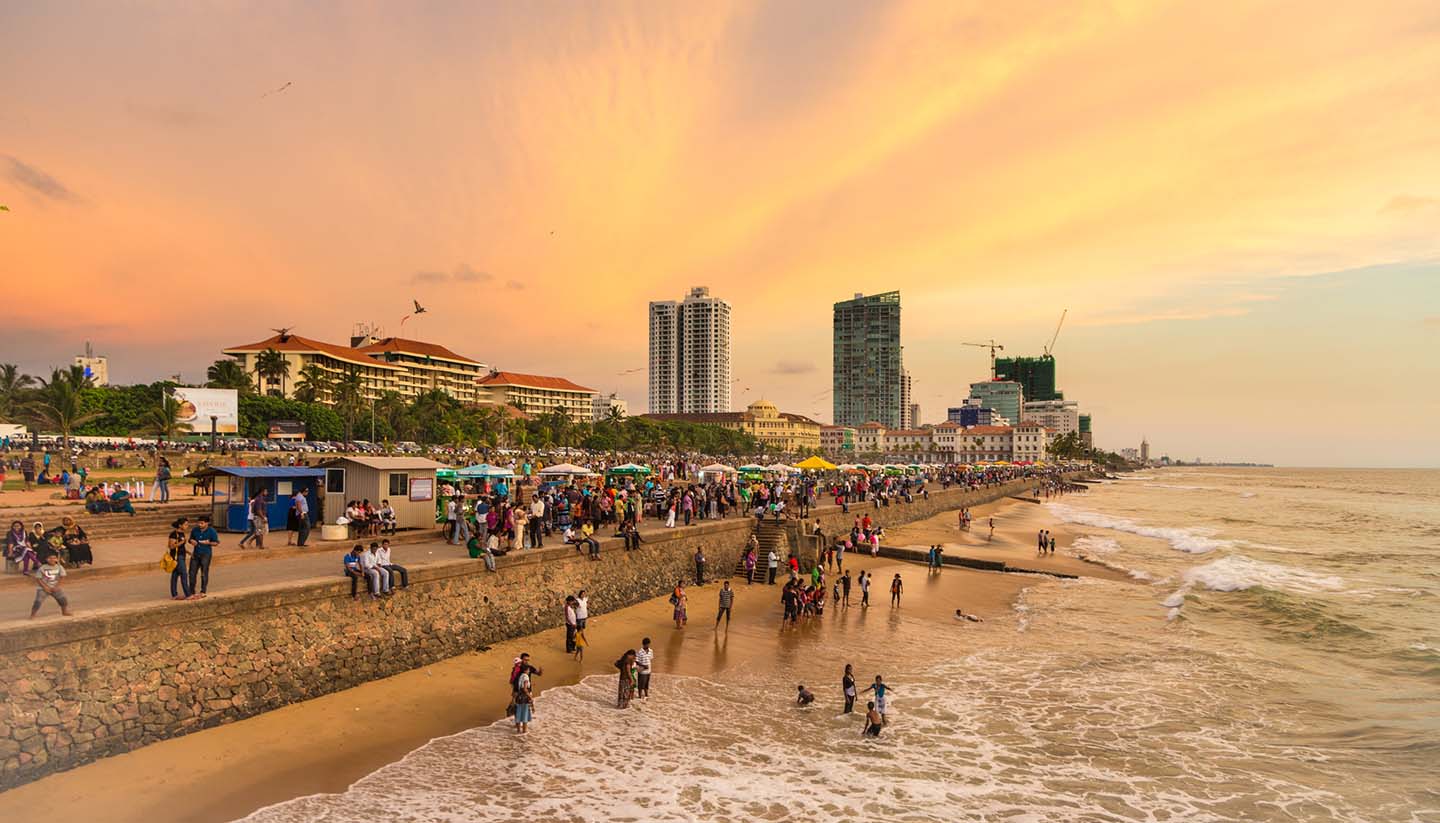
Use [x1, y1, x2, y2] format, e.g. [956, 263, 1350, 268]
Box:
[1140, 437, 1150, 463]
[1022, 399, 1079, 435]
[1078, 413, 1092, 448]
[74, 341, 109, 386]
[900, 368, 914, 428]
[833, 291, 902, 428]
[994, 355, 1061, 402]
[968, 380, 1024, 427]
[909, 403, 921, 428]
[648, 287, 731, 414]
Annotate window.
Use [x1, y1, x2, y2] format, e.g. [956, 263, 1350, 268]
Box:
[388, 473, 409, 496]
[326, 468, 346, 494]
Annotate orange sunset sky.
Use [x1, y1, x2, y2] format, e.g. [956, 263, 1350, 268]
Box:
[2, 1, 1438, 466]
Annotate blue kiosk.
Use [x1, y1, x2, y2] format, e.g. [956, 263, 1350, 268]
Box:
[193, 466, 325, 533]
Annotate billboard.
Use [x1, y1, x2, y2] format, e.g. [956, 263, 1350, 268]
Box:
[171, 387, 239, 434]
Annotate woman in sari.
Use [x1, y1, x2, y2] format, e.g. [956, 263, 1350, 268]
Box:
[671, 580, 688, 628]
[615, 649, 637, 709]
[59, 516, 94, 565]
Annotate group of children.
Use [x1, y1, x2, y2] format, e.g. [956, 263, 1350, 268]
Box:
[797, 665, 893, 738]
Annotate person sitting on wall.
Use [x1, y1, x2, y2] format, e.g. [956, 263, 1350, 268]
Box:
[108, 486, 136, 516]
[84, 485, 110, 514]
[343, 543, 379, 599]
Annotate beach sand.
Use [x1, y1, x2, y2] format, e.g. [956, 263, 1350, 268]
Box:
[0, 501, 1114, 823]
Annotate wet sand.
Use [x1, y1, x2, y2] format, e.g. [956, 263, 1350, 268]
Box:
[0, 504, 1110, 823]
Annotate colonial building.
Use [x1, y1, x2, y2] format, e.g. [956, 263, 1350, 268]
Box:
[476, 371, 598, 420]
[855, 421, 887, 455]
[642, 399, 821, 453]
[820, 425, 857, 455]
[1022, 399, 1079, 436]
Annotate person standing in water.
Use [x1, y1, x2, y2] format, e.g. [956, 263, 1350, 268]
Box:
[842, 664, 857, 714]
[862, 675, 894, 724]
[862, 701, 883, 737]
[890, 573, 903, 607]
[859, 571, 870, 608]
[634, 638, 653, 698]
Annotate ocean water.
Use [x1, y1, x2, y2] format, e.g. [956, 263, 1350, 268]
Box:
[241, 469, 1438, 823]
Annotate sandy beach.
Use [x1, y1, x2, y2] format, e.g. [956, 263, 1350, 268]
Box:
[0, 499, 1109, 823]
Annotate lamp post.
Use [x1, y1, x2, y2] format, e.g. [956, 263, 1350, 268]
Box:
[210, 415, 219, 452]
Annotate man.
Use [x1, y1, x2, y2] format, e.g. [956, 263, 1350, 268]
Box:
[362, 542, 393, 595]
[291, 488, 311, 547]
[20, 453, 36, 492]
[890, 573, 903, 607]
[29, 551, 72, 619]
[445, 496, 461, 545]
[693, 547, 706, 586]
[859, 570, 870, 608]
[378, 499, 396, 535]
[575, 589, 590, 630]
[344, 544, 378, 599]
[715, 580, 734, 627]
[634, 638, 653, 698]
[766, 547, 779, 585]
[529, 495, 546, 548]
[188, 514, 219, 597]
[376, 539, 409, 589]
[841, 570, 852, 606]
[563, 596, 578, 653]
[238, 490, 263, 548]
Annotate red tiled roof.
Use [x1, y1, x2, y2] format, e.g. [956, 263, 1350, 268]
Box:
[859, 422, 887, 430]
[885, 429, 930, 437]
[222, 333, 402, 370]
[965, 425, 1013, 435]
[933, 422, 963, 430]
[780, 413, 821, 426]
[354, 337, 482, 365]
[478, 371, 596, 393]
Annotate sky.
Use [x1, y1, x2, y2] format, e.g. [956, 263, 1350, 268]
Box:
[2, 1, 1438, 467]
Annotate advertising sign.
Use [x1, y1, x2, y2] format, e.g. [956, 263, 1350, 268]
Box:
[409, 477, 434, 502]
[171, 387, 239, 434]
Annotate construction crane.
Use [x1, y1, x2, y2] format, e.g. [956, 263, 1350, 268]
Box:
[1043, 309, 1068, 357]
[962, 340, 1005, 379]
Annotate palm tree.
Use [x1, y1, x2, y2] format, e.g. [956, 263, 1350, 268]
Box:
[0, 363, 37, 419]
[136, 393, 186, 449]
[332, 368, 365, 443]
[25, 368, 103, 455]
[293, 364, 334, 404]
[206, 358, 255, 395]
[254, 348, 291, 397]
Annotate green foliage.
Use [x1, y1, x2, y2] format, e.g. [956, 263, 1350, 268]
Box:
[0, 363, 39, 420]
[24, 368, 105, 452]
[206, 359, 255, 395]
[237, 395, 343, 441]
[254, 348, 290, 397]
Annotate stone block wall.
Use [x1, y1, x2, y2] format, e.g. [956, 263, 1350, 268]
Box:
[0, 477, 1051, 787]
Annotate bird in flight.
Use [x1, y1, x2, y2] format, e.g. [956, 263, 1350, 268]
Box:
[0, 205, 9, 212]
[616, 367, 642, 375]
[261, 81, 292, 98]
[400, 300, 428, 328]
[271, 327, 294, 341]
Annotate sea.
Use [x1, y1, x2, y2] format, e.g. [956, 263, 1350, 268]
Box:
[240, 468, 1439, 823]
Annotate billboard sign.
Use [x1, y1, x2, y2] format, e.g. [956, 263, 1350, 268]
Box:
[171, 387, 239, 434]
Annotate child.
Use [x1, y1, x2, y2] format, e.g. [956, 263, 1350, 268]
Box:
[573, 627, 588, 661]
[796, 684, 815, 706]
[30, 552, 71, 619]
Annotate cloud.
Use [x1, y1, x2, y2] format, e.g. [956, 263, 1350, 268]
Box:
[412, 263, 493, 284]
[772, 359, 816, 375]
[4, 156, 78, 202]
[1379, 195, 1440, 215]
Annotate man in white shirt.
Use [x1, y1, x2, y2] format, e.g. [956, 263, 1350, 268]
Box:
[574, 589, 589, 630]
[529, 496, 546, 547]
[634, 637, 654, 698]
[362, 542, 392, 594]
[375, 539, 408, 589]
[292, 490, 311, 547]
[445, 498, 460, 545]
[564, 596, 578, 652]
[767, 549, 779, 585]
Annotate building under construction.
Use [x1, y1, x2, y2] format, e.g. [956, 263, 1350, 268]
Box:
[995, 355, 1062, 402]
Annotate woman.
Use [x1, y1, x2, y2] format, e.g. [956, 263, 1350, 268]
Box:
[743, 546, 757, 583]
[671, 580, 687, 628]
[615, 649, 637, 709]
[5, 520, 36, 575]
[167, 517, 192, 599]
[59, 516, 93, 566]
[513, 507, 529, 549]
[513, 664, 534, 734]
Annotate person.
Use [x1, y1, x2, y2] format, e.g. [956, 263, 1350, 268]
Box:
[363, 542, 393, 595]
[239, 490, 267, 548]
[529, 495, 545, 548]
[796, 684, 815, 706]
[635, 637, 653, 698]
[20, 453, 36, 491]
[5, 520, 38, 576]
[378, 499, 396, 536]
[291, 489, 312, 547]
[615, 649, 638, 709]
[29, 551, 71, 618]
[479, 532, 497, 571]
[890, 573, 903, 607]
[154, 457, 172, 503]
[715, 580, 734, 627]
[58, 517, 93, 566]
[842, 664, 857, 713]
[955, 609, 984, 623]
[564, 596, 579, 653]
[621, 521, 644, 550]
[841, 570, 852, 606]
[376, 539, 409, 589]
[859, 571, 870, 608]
[344, 544, 378, 598]
[575, 590, 590, 631]
[1049, 535, 1057, 555]
[862, 675, 893, 724]
[445, 497, 461, 545]
[988, 517, 995, 542]
[513, 664, 534, 734]
[187, 514, 218, 597]
[508, 653, 542, 724]
[694, 547, 706, 586]
[572, 626, 588, 661]
[167, 516, 192, 600]
[766, 547, 779, 585]
[670, 580, 687, 628]
[862, 701, 883, 737]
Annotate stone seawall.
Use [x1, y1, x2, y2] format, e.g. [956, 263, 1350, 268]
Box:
[0, 478, 1048, 788]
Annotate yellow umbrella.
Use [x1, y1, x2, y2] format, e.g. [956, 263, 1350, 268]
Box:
[794, 455, 837, 471]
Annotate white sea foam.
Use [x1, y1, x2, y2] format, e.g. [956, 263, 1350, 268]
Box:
[1047, 503, 1234, 554]
[1182, 555, 1344, 594]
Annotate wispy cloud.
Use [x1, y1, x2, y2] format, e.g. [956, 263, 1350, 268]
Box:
[412, 263, 493, 284]
[4, 156, 78, 202]
[1379, 194, 1440, 215]
[773, 359, 816, 374]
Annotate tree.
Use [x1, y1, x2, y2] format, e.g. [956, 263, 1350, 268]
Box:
[254, 348, 291, 397]
[206, 359, 255, 395]
[0, 363, 37, 419]
[135, 392, 186, 448]
[25, 368, 104, 454]
[332, 368, 365, 443]
[293, 364, 334, 404]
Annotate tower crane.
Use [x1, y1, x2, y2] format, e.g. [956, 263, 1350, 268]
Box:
[1043, 309, 1067, 358]
[962, 340, 1005, 379]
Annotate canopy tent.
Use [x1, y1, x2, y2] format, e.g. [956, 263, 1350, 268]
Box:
[866, 464, 886, 471]
[606, 463, 652, 475]
[538, 463, 594, 477]
[737, 464, 766, 472]
[457, 463, 516, 478]
[698, 463, 737, 474]
[794, 455, 837, 471]
[836, 463, 858, 471]
[766, 463, 794, 474]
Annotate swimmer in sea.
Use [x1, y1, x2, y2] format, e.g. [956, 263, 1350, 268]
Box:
[796, 684, 815, 706]
[954, 609, 984, 623]
[862, 701, 882, 737]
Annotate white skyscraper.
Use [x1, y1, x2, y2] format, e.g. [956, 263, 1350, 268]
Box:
[648, 287, 731, 414]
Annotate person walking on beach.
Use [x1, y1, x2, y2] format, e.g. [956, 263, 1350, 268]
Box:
[1049, 535, 1057, 555]
[988, 517, 995, 542]
[842, 663, 857, 714]
[859, 571, 870, 608]
[615, 649, 638, 709]
[862, 675, 894, 725]
[890, 573, 903, 607]
[635, 637, 653, 698]
[513, 664, 535, 734]
[572, 625, 588, 662]
[670, 580, 688, 628]
[715, 580, 734, 628]
[564, 596, 579, 653]
[29, 551, 71, 619]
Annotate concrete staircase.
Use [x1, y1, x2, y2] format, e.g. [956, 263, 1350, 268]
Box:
[0, 500, 211, 540]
